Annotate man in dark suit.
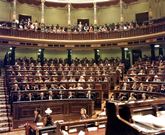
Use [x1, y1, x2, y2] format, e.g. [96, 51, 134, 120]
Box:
[37, 92, 47, 100]
[12, 92, 24, 102]
[47, 91, 56, 100]
[25, 93, 35, 101]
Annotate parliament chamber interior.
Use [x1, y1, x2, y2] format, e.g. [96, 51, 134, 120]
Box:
[0, 0, 165, 134]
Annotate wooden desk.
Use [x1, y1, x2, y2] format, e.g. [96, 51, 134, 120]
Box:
[25, 117, 106, 135]
[70, 128, 105, 135]
[12, 99, 94, 128]
[56, 117, 106, 135]
[106, 98, 165, 135]
[11, 89, 104, 109]
[25, 123, 56, 135]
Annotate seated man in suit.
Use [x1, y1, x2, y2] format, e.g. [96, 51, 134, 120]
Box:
[86, 91, 91, 99]
[12, 92, 24, 102]
[25, 93, 35, 101]
[12, 84, 20, 91]
[68, 91, 75, 99]
[47, 91, 55, 100]
[37, 92, 47, 100]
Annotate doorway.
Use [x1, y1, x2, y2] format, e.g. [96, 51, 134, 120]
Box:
[77, 19, 89, 26]
[19, 14, 32, 24]
[135, 12, 149, 25]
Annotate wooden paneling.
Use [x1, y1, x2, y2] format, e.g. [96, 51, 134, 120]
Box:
[12, 99, 94, 128]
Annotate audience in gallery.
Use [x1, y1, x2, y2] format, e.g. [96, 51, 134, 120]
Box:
[0, 17, 154, 33]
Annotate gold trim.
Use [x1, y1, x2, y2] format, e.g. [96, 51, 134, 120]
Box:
[0, 31, 164, 45]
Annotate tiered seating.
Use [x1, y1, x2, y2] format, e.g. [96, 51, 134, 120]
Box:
[5, 57, 124, 128]
[112, 59, 165, 101]
[6, 57, 123, 102]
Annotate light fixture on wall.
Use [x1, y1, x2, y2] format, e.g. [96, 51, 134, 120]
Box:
[154, 44, 160, 48]
[124, 48, 128, 51]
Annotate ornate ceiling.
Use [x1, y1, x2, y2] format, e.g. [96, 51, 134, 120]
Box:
[7, 0, 138, 8]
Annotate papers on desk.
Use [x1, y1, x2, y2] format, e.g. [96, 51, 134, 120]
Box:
[36, 122, 43, 129]
[54, 120, 64, 124]
[157, 111, 165, 118]
[131, 123, 161, 133]
[68, 128, 77, 133]
[98, 124, 105, 128]
[36, 122, 43, 126]
[41, 133, 48, 135]
[87, 126, 98, 131]
[61, 130, 69, 135]
[132, 114, 165, 128]
[78, 130, 85, 135]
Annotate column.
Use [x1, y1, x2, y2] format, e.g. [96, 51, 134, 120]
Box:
[13, 0, 17, 20]
[67, 3, 71, 31]
[10, 47, 16, 65]
[159, 47, 163, 56]
[149, 7, 153, 21]
[67, 49, 72, 65]
[94, 49, 100, 64]
[93, 2, 97, 31]
[119, 0, 124, 23]
[38, 49, 45, 65]
[41, 0, 45, 24]
[121, 48, 125, 63]
[150, 44, 155, 61]
[93, 2, 97, 25]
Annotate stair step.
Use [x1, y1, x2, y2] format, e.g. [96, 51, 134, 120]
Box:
[0, 98, 6, 102]
[0, 100, 8, 103]
[0, 113, 7, 117]
[0, 96, 8, 99]
[0, 117, 9, 121]
[0, 95, 6, 97]
[0, 127, 10, 133]
[0, 101, 6, 104]
[0, 105, 10, 109]
[0, 109, 7, 113]
[0, 91, 5, 94]
[0, 89, 5, 91]
[0, 122, 9, 127]
[0, 78, 11, 133]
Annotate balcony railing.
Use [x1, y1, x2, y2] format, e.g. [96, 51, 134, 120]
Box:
[0, 23, 164, 41]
